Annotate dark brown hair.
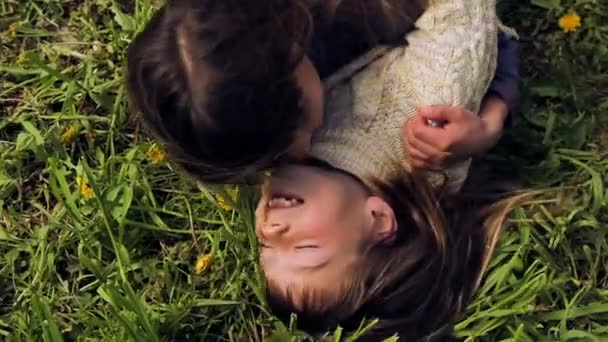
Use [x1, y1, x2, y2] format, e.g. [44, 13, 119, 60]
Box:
[305, 0, 428, 77]
[126, 0, 313, 184]
[265, 166, 524, 341]
[317, 0, 428, 46]
[126, 0, 428, 184]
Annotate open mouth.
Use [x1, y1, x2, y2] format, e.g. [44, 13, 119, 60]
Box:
[267, 193, 304, 209]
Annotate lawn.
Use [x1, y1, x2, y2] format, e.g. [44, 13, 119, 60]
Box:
[0, 0, 607, 341]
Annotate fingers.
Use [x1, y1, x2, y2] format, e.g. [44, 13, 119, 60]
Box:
[404, 118, 451, 168]
[418, 105, 468, 123]
[409, 114, 450, 150]
[408, 145, 436, 169]
[403, 106, 481, 166]
[408, 128, 445, 158]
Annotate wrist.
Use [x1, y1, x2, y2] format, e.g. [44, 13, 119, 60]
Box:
[482, 112, 504, 139]
[478, 97, 508, 152]
[481, 94, 508, 118]
[482, 95, 507, 129]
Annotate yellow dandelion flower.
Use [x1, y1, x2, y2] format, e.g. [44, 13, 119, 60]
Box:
[147, 145, 166, 164]
[195, 254, 212, 274]
[216, 195, 232, 211]
[16, 51, 27, 65]
[76, 176, 95, 200]
[60, 125, 78, 144]
[7, 23, 18, 37]
[558, 12, 581, 33]
[216, 187, 238, 211]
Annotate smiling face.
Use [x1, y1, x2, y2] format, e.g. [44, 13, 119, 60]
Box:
[255, 164, 397, 305]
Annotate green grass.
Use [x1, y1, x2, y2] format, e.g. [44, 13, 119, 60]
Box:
[0, 0, 607, 340]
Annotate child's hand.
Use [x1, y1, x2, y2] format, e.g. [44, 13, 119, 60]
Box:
[403, 102, 506, 169]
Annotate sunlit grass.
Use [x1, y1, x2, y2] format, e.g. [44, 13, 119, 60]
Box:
[0, 0, 606, 340]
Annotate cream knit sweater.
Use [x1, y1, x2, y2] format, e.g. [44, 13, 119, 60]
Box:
[310, 0, 499, 194]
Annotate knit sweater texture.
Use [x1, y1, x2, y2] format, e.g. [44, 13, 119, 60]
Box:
[310, 0, 499, 194]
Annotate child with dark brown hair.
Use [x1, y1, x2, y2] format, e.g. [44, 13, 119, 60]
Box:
[127, 0, 315, 183]
[251, 0, 519, 339]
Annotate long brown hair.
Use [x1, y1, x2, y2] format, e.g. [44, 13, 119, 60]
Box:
[266, 164, 528, 341]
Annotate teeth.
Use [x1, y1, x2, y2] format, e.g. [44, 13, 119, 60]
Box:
[267, 196, 301, 209]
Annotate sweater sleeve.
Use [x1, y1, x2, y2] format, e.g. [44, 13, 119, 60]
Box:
[485, 30, 520, 116]
[392, 1, 499, 116]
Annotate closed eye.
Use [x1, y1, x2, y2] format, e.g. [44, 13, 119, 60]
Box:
[258, 241, 270, 248]
[295, 245, 318, 250]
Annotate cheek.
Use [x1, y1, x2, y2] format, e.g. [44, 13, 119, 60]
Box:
[299, 211, 329, 236]
[317, 191, 373, 242]
[293, 204, 341, 240]
[312, 83, 324, 127]
[286, 131, 313, 160]
[301, 201, 357, 240]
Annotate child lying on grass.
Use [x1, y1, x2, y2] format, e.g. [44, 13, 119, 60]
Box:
[253, 1, 514, 339]
[126, 0, 520, 339]
[255, 161, 515, 340]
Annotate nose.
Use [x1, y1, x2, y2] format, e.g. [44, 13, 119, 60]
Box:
[259, 221, 289, 240]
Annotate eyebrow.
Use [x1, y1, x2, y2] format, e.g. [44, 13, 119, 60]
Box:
[261, 249, 332, 271]
[298, 259, 331, 271]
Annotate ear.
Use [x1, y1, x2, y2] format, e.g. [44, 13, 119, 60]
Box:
[365, 196, 397, 244]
